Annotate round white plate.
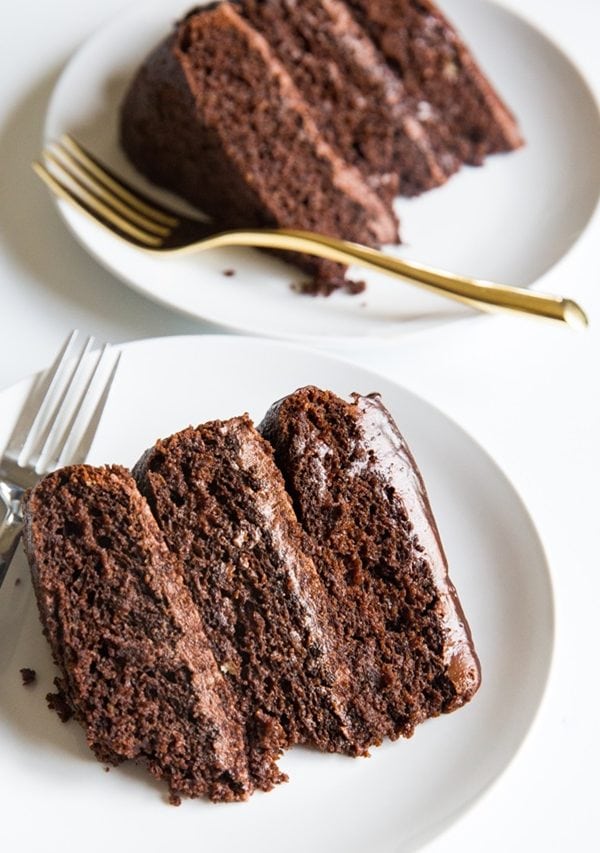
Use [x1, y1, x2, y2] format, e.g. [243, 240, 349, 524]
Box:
[0, 335, 553, 852]
[44, 0, 600, 341]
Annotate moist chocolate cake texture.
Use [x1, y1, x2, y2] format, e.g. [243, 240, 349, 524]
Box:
[120, 0, 522, 295]
[259, 387, 480, 742]
[345, 0, 523, 168]
[133, 416, 367, 778]
[120, 2, 398, 296]
[22, 389, 480, 803]
[236, 0, 448, 200]
[23, 465, 253, 804]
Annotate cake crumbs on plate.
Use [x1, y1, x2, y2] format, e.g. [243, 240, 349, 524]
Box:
[20, 668, 36, 685]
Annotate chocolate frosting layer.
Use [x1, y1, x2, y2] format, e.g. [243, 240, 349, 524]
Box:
[352, 393, 481, 699]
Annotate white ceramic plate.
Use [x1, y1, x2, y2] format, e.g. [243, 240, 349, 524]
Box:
[44, 0, 600, 342]
[0, 335, 553, 852]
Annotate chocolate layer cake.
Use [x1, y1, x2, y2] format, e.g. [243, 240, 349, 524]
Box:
[345, 0, 523, 168]
[133, 416, 366, 760]
[236, 0, 449, 199]
[260, 387, 480, 743]
[22, 390, 481, 802]
[120, 2, 398, 295]
[22, 465, 253, 803]
[120, 1, 522, 295]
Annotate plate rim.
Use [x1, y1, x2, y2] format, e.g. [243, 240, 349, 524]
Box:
[41, 0, 600, 344]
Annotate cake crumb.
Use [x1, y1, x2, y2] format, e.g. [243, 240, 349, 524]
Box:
[344, 278, 366, 295]
[20, 668, 36, 686]
[14, 577, 21, 586]
[293, 274, 366, 296]
[47, 680, 74, 722]
[104, 766, 111, 773]
[222, 269, 236, 277]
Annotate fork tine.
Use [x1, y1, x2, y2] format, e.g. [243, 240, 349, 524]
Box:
[45, 344, 120, 470]
[66, 349, 122, 467]
[32, 160, 163, 247]
[47, 144, 172, 237]
[61, 135, 179, 227]
[43, 149, 171, 242]
[2, 330, 78, 462]
[25, 334, 95, 471]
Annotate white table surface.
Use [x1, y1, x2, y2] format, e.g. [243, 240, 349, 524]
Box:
[1, 1, 598, 850]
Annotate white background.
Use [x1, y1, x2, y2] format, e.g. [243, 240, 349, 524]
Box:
[0, 0, 598, 850]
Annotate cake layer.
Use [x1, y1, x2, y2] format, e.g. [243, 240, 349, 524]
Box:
[133, 416, 366, 760]
[345, 0, 523, 167]
[22, 465, 252, 804]
[260, 387, 481, 745]
[120, 2, 398, 294]
[237, 0, 448, 198]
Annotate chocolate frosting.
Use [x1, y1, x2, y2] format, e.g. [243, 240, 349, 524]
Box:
[352, 393, 481, 699]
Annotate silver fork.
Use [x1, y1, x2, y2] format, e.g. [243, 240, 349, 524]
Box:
[31, 135, 588, 328]
[0, 331, 121, 587]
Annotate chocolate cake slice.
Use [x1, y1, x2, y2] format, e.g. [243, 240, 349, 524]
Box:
[260, 387, 480, 744]
[133, 416, 369, 761]
[236, 0, 449, 199]
[22, 465, 254, 803]
[345, 0, 523, 168]
[120, 2, 398, 295]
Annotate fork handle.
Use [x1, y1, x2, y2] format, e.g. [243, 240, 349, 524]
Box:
[207, 229, 588, 328]
[0, 482, 24, 588]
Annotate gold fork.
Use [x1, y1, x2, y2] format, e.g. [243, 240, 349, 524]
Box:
[33, 135, 588, 328]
